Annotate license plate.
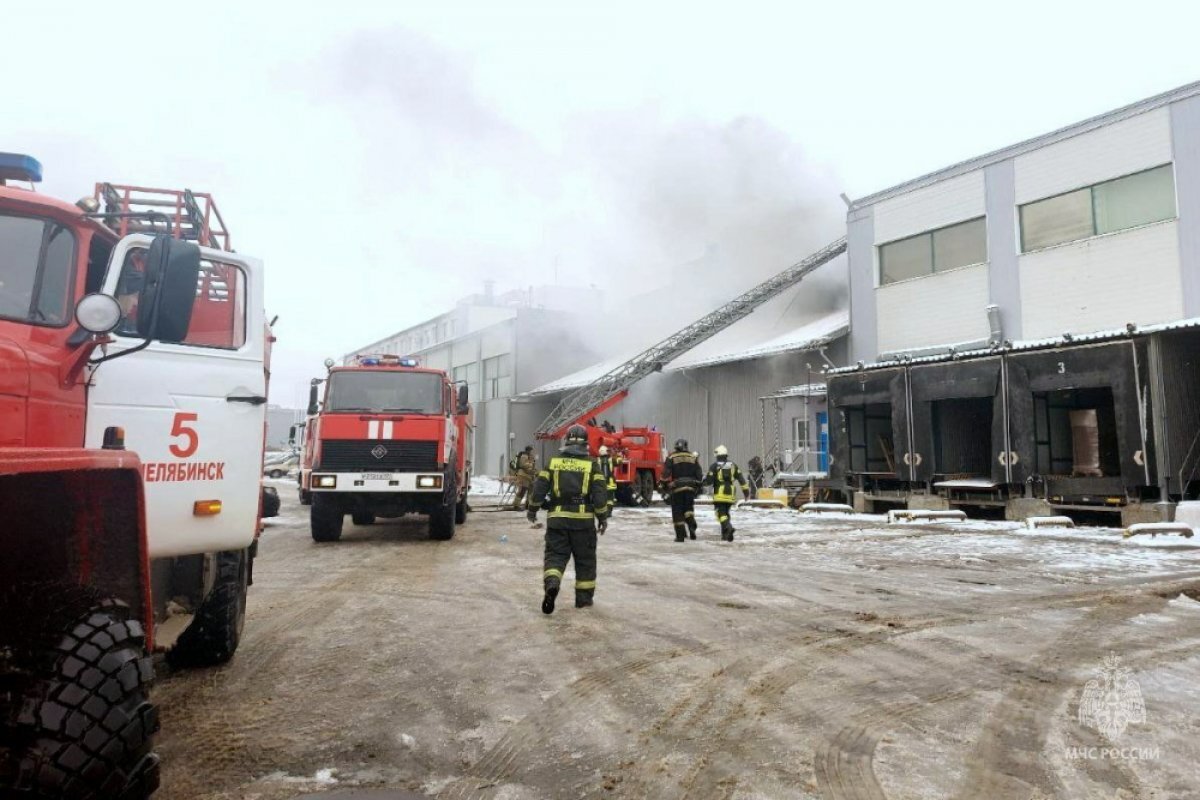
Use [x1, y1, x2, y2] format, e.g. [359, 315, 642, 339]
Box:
[362, 472, 394, 481]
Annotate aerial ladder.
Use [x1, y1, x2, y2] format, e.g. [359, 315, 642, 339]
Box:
[536, 236, 848, 439]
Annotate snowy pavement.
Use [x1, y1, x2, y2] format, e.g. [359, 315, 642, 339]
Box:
[153, 490, 1200, 800]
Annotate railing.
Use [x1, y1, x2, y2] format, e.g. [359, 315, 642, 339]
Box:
[94, 183, 232, 251]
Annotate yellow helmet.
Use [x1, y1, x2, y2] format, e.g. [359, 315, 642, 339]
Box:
[598, 445, 609, 456]
[714, 445, 728, 457]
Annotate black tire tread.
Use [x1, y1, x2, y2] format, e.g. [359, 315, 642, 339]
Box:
[1, 584, 160, 799]
[310, 496, 343, 542]
[167, 551, 247, 668]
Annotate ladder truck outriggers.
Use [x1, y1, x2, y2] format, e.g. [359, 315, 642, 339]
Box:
[0, 154, 268, 798]
[535, 236, 848, 502]
[301, 354, 472, 541]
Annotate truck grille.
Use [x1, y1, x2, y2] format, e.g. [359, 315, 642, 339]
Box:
[317, 440, 439, 472]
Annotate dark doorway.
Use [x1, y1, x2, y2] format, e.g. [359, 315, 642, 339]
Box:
[1033, 388, 1120, 477]
[931, 397, 993, 477]
[845, 403, 895, 474]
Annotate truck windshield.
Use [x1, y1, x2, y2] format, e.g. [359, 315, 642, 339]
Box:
[0, 213, 76, 326]
[326, 371, 444, 414]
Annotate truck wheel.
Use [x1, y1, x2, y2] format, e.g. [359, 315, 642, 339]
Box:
[429, 492, 457, 540]
[351, 512, 375, 526]
[299, 489, 311, 506]
[0, 585, 160, 799]
[311, 495, 344, 542]
[454, 495, 468, 525]
[168, 550, 248, 668]
[637, 471, 656, 506]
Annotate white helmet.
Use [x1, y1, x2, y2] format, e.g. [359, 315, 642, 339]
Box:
[598, 445, 609, 456]
[714, 445, 728, 457]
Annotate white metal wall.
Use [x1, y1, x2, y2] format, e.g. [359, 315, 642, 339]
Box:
[1015, 108, 1173, 203]
[876, 264, 992, 353]
[873, 170, 986, 246]
[1020, 221, 1184, 338]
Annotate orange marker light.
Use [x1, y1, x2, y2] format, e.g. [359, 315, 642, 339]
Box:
[193, 500, 223, 516]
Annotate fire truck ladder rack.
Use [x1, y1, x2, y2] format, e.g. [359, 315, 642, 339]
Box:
[94, 183, 232, 252]
[536, 236, 848, 438]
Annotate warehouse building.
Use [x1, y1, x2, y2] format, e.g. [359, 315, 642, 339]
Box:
[345, 283, 603, 478]
[827, 80, 1200, 523]
[520, 286, 850, 479]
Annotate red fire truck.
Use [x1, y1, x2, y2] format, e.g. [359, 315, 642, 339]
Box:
[302, 354, 471, 541]
[538, 391, 666, 506]
[0, 154, 267, 797]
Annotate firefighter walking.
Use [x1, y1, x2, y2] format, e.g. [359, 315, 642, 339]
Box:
[704, 445, 751, 541]
[528, 425, 610, 614]
[597, 445, 617, 512]
[509, 445, 537, 510]
[663, 438, 703, 541]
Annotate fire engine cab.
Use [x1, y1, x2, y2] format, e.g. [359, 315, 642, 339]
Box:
[302, 354, 471, 541]
[0, 153, 267, 797]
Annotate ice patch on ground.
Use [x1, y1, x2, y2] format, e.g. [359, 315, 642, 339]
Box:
[259, 767, 338, 785]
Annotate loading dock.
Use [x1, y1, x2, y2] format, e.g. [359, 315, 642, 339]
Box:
[827, 322, 1200, 524]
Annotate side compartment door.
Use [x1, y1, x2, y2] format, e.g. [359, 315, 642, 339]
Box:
[86, 235, 266, 558]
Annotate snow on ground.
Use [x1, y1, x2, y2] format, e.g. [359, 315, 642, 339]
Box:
[470, 475, 507, 497]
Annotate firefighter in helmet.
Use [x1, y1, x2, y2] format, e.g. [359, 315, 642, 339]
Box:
[597, 445, 617, 512]
[663, 438, 704, 541]
[510, 445, 537, 510]
[704, 445, 751, 541]
[528, 424, 609, 613]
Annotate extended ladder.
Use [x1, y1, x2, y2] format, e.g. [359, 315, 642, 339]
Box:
[536, 236, 847, 438]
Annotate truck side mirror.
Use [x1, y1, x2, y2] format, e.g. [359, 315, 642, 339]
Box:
[138, 236, 200, 342]
[308, 380, 321, 416]
[288, 425, 297, 445]
[457, 384, 469, 414]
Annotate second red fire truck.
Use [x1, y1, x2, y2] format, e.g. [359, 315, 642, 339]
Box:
[300, 354, 472, 541]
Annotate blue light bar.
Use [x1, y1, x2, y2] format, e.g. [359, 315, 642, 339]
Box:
[399, 357, 419, 367]
[359, 358, 380, 366]
[0, 153, 43, 183]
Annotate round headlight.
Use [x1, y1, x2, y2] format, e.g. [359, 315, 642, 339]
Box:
[75, 293, 123, 334]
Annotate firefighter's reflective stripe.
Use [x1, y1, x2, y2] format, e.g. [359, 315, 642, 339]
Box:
[544, 568, 564, 579]
[712, 464, 748, 502]
[547, 456, 597, 520]
[576, 580, 596, 590]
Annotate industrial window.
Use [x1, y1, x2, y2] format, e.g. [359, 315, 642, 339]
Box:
[1019, 164, 1176, 252]
[482, 354, 513, 400]
[453, 362, 480, 401]
[878, 217, 986, 286]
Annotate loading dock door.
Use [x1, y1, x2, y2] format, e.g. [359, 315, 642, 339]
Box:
[931, 397, 993, 477]
[1033, 388, 1120, 477]
[846, 403, 895, 473]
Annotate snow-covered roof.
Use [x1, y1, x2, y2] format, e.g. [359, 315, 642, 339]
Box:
[669, 311, 848, 370]
[525, 308, 850, 397]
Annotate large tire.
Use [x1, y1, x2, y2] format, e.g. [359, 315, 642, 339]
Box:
[454, 495, 468, 525]
[261, 486, 280, 518]
[351, 512, 375, 526]
[0, 585, 160, 799]
[429, 488, 457, 541]
[310, 495, 343, 542]
[168, 550, 248, 668]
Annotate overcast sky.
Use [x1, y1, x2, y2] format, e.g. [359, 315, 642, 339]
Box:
[6, 1, 1199, 406]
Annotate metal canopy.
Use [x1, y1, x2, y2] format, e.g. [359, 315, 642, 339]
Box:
[536, 236, 847, 437]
